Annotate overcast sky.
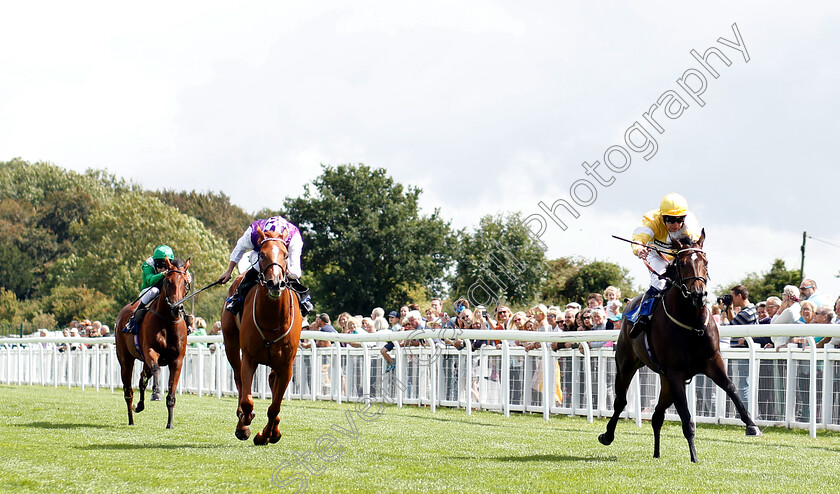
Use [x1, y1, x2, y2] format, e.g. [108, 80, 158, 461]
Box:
[2, 1, 839, 300]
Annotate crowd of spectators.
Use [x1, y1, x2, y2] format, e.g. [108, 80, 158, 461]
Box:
[716, 278, 839, 350]
[294, 288, 628, 360]
[294, 276, 840, 357]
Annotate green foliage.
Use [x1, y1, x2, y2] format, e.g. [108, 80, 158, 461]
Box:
[0, 288, 19, 323]
[48, 193, 230, 311]
[539, 257, 585, 306]
[0, 159, 233, 324]
[713, 258, 801, 302]
[149, 189, 253, 249]
[42, 285, 117, 326]
[284, 164, 456, 315]
[0, 236, 37, 298]
[540, 257, 638, 306]
[448, 212, 547, 308]
[0, 160, 124, 298]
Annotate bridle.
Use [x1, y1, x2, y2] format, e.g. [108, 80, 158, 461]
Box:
[149, 267, 189, 324]
[252, 236, 296, 347]
[256, 237, 290, 290]
[672, 247, 708, 300]
[661, 246, 709, 336]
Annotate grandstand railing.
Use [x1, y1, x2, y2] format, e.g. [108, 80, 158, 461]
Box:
[1, 324, 838, 437]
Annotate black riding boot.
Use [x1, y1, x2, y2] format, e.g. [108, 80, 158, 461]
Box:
[124, 303, 149, 335]
[629, 287, 659, 338]
[289, 278, 314, 316]
[225, 269, 259, 315]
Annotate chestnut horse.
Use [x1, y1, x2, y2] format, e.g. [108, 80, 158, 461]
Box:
[115, 257, 191, 429]
[221, 227, 302, 445]
[598, 231, 761, 462]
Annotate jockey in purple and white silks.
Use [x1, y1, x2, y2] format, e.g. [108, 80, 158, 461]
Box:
[216, 215, 313, 316]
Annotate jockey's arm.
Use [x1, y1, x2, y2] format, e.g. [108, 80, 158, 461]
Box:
[217, 228, 255, 284]
[216, 260, 239, 284]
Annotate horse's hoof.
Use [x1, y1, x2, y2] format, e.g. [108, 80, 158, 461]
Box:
[151, 392, 162, 401]
[598, 433, 613, 446]
[254, 433, 268, 446]
[269, 431, 282, 444]
[746, 425, 762, 437]
[134, 402, 145, 413]
[235, 427, 251, 441]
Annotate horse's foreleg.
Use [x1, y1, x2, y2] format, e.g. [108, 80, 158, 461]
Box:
[599, 346, 642, 447]
[222, 323, 243, 416]
[135, 365, 152, 414]
[255, 370, 279, 446]
[165, 358, 185, 429]
[705, 356, 761, 437]
[119, 355, 136, 425]
[235, 354, 257, 441]
[256, 362, 293, 445]
[652, 382, 674, 459]
[666, 375, 697, 463]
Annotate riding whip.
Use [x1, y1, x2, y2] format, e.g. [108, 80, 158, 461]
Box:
[172, 280, 224, 307]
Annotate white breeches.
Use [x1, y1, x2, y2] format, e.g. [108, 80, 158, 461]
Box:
[140, 286, 160, 305]
[646, 251, 669, 291]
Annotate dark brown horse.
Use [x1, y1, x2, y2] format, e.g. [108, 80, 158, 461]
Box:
[115, 257, 191, 429]
[221, 227, 302, 445]
[598, 230, 761, 462]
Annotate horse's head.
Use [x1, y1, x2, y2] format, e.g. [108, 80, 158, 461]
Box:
[256, 226, 289, 299]
[162, 257, 191, 316]
[667, 229, 708, 309]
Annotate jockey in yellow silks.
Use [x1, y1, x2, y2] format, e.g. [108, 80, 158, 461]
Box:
[627, 193, 702, 337]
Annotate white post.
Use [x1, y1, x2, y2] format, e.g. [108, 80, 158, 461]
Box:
[500, 343, 509, 417]
[807, 337, 817, 438]
[542, 342, 550, 421]
[465, 339, 473, 416]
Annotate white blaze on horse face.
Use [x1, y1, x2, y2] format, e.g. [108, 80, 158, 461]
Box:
[691, 253, 698, 262]
[263, 243, 284, 283]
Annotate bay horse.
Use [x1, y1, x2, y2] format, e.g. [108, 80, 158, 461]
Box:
[115, 257, 191, 429]
[221, 227, 302, 445]
[598, 230, 761, 462]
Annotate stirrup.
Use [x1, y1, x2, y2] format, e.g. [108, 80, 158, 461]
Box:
[122, 317, 138, 334]
[225, 294, 241, 314]
[299, 294, 313, 316]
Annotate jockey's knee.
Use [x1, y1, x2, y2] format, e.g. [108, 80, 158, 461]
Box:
[140, 287, 160, 305]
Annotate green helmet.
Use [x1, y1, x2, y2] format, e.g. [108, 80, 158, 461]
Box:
[152, 245, 174, 260]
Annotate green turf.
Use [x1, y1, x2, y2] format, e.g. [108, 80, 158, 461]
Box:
[1, 385, 839, 493]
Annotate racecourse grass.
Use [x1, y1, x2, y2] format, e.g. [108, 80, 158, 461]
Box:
[1, 385, 840, 493]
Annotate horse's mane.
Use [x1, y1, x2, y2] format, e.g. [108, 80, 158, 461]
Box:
[669, 234, 695, 250]
[169, 258, 186, 269]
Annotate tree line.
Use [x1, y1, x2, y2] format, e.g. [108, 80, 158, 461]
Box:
[3, 158, 795, 332]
